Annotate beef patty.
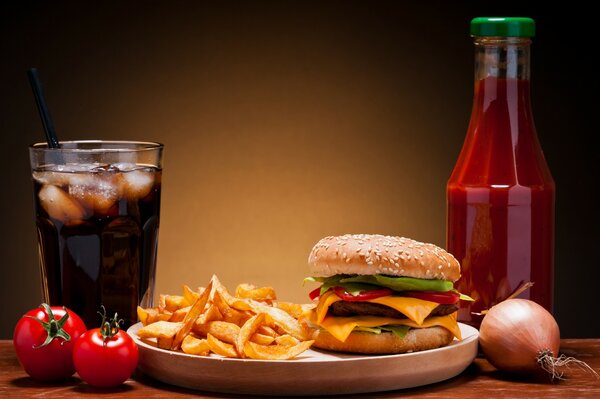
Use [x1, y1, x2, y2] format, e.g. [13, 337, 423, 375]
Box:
[329, 301, 458, 319]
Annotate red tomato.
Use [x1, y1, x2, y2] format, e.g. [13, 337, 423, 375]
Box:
[333, 286, 393, 301]
[13, 304, 87, 381]
[73, 312, 138, 388]
[403, 290, 460, 304]
[309, 287, 321, 300]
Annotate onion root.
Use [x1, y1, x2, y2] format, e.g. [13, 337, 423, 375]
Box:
[537, 350, 600, 381]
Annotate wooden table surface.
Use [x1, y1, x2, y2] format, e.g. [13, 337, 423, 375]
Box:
[1, 340, 599, 398]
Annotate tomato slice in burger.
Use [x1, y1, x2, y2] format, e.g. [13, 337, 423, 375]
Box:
[333, 286, 393, 302]
[402, 290, 460, 304]
[309, 287, 322, 300]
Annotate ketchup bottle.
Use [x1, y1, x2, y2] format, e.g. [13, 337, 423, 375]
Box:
[447, 17, 555, 328]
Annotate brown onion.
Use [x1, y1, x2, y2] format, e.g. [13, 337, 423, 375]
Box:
[480, 298, 598, 380]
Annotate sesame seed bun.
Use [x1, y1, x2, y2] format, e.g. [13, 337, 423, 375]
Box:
[308, 234, 460, 282]
[313, 326, 454, 354]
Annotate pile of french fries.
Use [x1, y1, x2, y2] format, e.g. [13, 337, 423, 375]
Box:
[136, 275, 315, 360]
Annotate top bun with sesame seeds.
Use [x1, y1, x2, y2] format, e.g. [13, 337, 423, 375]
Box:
[308, 234, 460, 282]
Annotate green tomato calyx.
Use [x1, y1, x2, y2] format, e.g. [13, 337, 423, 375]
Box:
[98, 305, 123, 345]
[26, 303, 71, 348]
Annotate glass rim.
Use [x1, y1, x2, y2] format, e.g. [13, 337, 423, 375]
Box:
[29, 140, 164, 153]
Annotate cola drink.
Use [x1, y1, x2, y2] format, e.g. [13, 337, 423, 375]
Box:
[29, 141, 163, 328]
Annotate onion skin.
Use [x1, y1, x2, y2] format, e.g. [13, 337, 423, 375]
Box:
[479, 299, 560, 375]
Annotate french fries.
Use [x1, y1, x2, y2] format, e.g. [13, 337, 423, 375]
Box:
[236, 313, 265, 357]
[137, 321, 182, 349]
[136, 275, 315, 360]
[171, 279, 214, 350]
[235, 283, 277, 303]
[181, 334, 210, 356]
[193, 321, 240, 344]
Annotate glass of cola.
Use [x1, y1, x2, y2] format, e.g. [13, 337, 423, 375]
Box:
[29, 141, 163, 328]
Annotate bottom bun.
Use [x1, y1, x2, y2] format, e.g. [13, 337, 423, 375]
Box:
[313, 326, 454, 354]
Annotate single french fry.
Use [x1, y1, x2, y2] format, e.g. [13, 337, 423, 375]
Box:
[275, 334, 299, 347]
[213, 289, 235, 318]
[138, 307, 172, 325]
[137, 320, 182, 340]
[235, 283, 277, 302]
[196, 304, 223, 325]
[214, 279, 252, 311]
[274, 302, 314, 319]
[165, 295, 188, 312]
[257, 325, 278, 338]
[182, 284, 200, 305]
[250, 332, 275, 345]
[157, 335, 175, 349]
[244, 340, 314, 360]
[181, 334, 210, 356]
[171, 279, 213, 350]
[209, 274, 225, 291]
[206, 333, 238, 358]
[247, 300, 311, 340]
[158, 294, 167, 311]
[236, 313, 266, 358]
[137, 306, 150, 326]
[213, 290, 239, 321]
[170, 305, 191, 322]
[193, 321, 240, 345]
[152, 311, 173, 324]
[224, 308, 250, 325]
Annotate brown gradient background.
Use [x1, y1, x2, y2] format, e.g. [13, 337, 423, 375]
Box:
[1, 1, 597, 338]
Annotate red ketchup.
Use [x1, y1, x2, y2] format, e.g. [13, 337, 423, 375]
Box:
[447, 18, 555, 328]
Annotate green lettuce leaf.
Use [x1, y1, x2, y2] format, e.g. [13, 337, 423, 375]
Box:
[305, 275, 473, 300]
[380, 325, 411, 338]
[353, 326, 383, 334]
[459, 292, 475, 301]
[303, 276, 320, 284]
[339, 275, 453, 292]
[352, 325, 411, 338]
[305, 275, 386, 296]
[338, 283, 382, 296]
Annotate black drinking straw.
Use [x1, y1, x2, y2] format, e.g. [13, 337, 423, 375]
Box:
[27, 68, 60, 148]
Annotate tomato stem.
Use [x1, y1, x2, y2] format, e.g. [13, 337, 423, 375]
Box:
[25, 303, 71, 348]
[97, 305, 124, 345]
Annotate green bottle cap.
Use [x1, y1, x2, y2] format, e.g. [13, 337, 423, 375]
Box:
[471, 17, 535, 37]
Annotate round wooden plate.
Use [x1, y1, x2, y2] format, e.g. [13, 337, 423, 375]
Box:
[128, 322, 479, 396]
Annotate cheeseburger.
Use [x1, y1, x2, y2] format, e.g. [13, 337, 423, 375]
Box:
[304, 234, 470, 354]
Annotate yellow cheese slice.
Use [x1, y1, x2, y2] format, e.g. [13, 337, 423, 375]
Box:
[314, 290, 439, 325]
[317, 312, 461, 343]
[315, 291, 341, 324]
[368, 296, 439, 325]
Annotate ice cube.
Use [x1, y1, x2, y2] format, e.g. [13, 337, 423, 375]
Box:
[57, 163, 100, 173]
[33, 164, 99, 186]
[111, 162, 138, 172]
[68, 173, 119, 214]
[38, 185, 86, 224]
[119, 170, 154, 199]
[32, 171, 68, 186]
